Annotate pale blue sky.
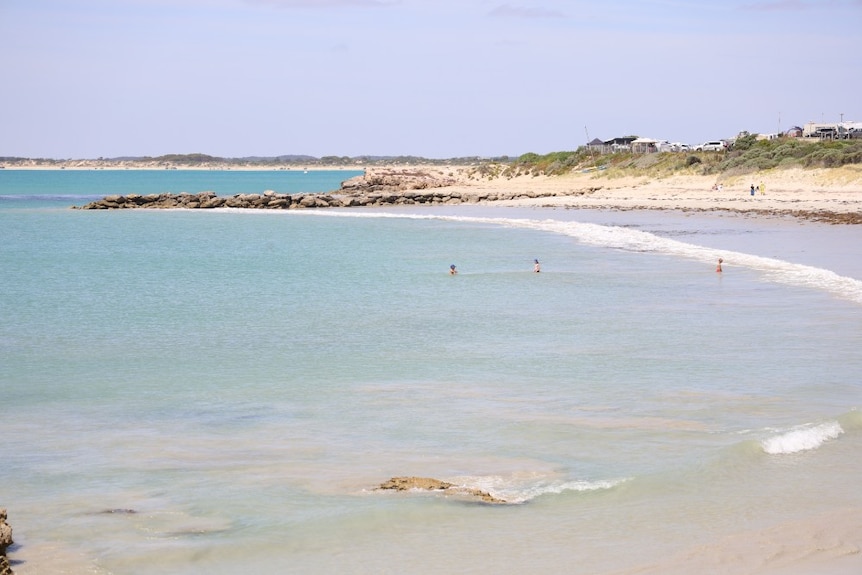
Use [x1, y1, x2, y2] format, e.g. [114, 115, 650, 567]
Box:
[1, 0, 860, 159]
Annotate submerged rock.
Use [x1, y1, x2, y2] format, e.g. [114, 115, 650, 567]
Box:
[377, 476, 508, 504]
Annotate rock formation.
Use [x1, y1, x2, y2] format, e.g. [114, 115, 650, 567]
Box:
[72, 168, 574, 211]
[68, 168, 862, 224]
[0, 508, 13, 575]
[377, 476, 508, 504]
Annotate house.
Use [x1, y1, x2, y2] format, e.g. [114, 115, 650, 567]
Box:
[586, 138, 610, 154]
[604, 136, 638, 152]
[631, 137, 660, 153]
[802, 121, 862, 139]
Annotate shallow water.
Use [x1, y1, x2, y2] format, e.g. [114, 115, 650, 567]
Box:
[2, 172, 861, 574]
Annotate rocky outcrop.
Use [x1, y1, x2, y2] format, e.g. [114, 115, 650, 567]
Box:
[0, 508, 13, 575]
[72, 187, 574, 211]
[377, 476, 508, 504]
[68, 168, 862, 225]
[340, 168, 459, 193]
[71, 167, 582, 210]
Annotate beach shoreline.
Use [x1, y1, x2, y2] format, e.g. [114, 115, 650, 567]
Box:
[411, 164, 862, 218]
[8, 161, 862, 221]
[4, 166, 862, 575]
[61, 163, 862, 224]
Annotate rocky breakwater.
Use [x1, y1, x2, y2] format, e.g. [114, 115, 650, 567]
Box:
[73, 168, 574, 210]
[0, 508, 13, 575]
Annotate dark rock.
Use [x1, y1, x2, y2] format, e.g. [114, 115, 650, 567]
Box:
[0, 508, 13, 575]
[98, 508, 137, 515]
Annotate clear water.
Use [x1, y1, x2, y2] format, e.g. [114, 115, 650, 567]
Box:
[0, 168, 362, 208]
[2, 172, 861, 574]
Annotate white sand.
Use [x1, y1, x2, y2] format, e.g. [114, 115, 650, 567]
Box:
[429, 164, 862, 216]
[611, 507, 862, 575]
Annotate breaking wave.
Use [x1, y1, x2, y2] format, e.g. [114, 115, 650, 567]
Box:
[760, 421, 844, 455]
[449, 474, 629, 504]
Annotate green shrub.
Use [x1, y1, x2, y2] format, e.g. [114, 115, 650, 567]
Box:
[732, 133, 758, 151]
[492, 140, 861, 177]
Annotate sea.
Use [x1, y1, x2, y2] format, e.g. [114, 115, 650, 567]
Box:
[2, 169, 861, 575]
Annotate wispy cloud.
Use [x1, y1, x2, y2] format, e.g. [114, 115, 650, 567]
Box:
[488, 3, 566, 19]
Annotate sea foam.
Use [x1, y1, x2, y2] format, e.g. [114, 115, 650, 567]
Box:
[450, 474, 628, 504]
[760, 421, 844, 455]
[313, 211, 862, 305]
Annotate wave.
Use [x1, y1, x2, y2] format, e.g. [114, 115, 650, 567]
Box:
[760, 421, 844, 455]
[303, 210, 862, 305]
[448, 473, 628, 504]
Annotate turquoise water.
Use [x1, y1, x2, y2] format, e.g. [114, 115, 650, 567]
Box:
[2, 171, 862, 574]
[0, 168, 362, 208]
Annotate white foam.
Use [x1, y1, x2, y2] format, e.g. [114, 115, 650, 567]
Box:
[309, 210, 862, 305]
[761, 421, 844, 455]
[450, 473, 628, 504]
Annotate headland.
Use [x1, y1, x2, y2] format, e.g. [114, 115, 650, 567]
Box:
[72, 163, 862, 224]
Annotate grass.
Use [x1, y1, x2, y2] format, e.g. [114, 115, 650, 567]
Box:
[482, 138, 862, 180]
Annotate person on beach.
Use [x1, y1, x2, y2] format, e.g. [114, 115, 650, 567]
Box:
[750, 184, 756, 197]
[716, 258, 723, 273]
[534, 259, 541, 273]
[760, 181, 765, 195]
[449, 264, 457, 275]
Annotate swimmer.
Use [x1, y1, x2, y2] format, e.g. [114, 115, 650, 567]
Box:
[534, 259, 541, 273]
[716, 258, 723, 273]
[449, 264, 457, 275]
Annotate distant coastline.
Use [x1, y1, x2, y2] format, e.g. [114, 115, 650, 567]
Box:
[64, 164, 862, 225]
[5, 152, 861, 224]
[0, 154, 488, 172]
[0, 162, 361, 172]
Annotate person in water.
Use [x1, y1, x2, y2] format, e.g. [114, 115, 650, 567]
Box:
[716, 258, 723, 273]
[534, 259, 541, 273]
[449, 264, 457, 275]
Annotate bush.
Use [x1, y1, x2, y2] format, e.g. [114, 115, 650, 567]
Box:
[732, 133, 758, 151]
[491, 140, 861, 178]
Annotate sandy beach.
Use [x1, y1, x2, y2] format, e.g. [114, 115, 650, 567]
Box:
[362, 164, 862, 219]
[9, 160, 862, 220]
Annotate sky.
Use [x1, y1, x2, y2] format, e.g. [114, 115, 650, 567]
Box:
[1, 0, 860, 159]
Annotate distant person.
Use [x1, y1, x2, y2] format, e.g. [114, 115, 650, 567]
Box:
[750, 184, 756, 197]
[716, 258, 723, 273]
[759, 181, 766, 195]
[449, 264, 457, 275]
[534, 259, 541, 273]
